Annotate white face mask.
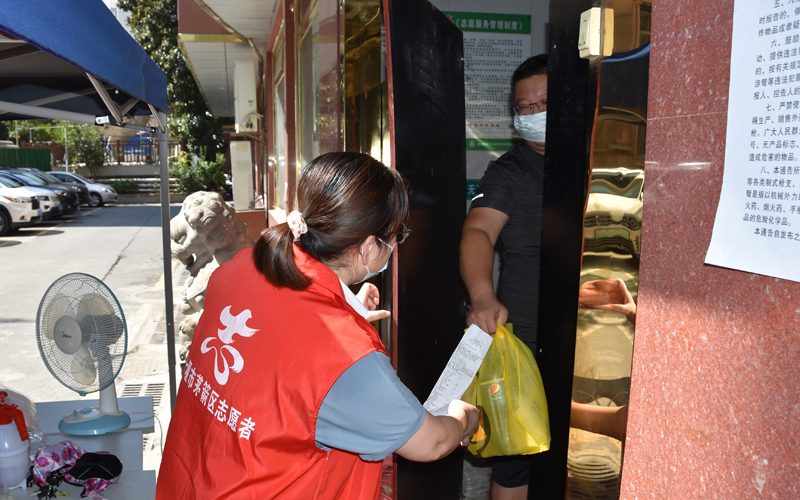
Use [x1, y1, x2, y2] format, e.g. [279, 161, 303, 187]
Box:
[356, 238, 395, 284]
[514, 111, 547, 143]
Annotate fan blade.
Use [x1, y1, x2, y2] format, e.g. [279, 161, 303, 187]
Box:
[42, 293, 74, 341]
[70, 345, 97, 386]
[77, 293, 114, 343]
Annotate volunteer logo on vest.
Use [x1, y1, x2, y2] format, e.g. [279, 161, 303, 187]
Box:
[200, 305, 259, 385]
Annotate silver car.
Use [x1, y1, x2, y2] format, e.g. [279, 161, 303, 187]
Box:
[584, 168, 644, 259]
[48, 171, 118, 207]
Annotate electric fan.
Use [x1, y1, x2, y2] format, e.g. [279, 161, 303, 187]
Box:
[35, 273, 130, 435]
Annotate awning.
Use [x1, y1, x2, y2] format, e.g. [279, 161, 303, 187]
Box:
[0, 0, 168, 130]
[0, 1, 178, 410]
[177, 0, 272, 118]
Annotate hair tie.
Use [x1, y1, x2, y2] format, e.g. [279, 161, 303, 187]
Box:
[286, 210, 308, 242]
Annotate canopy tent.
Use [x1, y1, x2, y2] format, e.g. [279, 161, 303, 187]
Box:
[0, 1, 178, 409]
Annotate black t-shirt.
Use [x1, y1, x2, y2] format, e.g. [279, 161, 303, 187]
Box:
[469, 142, 544, 348]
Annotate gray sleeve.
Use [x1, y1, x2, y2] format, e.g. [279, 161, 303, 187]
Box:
[315, 352, 426, 461]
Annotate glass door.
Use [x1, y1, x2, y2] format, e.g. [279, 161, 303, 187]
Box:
[568, 2, 651, 498]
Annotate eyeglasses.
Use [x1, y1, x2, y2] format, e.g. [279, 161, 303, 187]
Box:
[395, 223, 412, 244]
[513, 99, 547, 115]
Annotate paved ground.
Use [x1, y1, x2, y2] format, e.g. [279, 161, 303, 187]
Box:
[0, 203, 184, 474]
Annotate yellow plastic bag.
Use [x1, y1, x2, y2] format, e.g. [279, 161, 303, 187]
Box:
[462, 324, 550, 458]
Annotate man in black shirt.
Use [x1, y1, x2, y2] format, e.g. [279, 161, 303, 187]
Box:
[459, 54, 547, 500]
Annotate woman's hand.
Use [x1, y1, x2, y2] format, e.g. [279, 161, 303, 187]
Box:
[356, 283, 391, 322]
[448, 399, 480, 446]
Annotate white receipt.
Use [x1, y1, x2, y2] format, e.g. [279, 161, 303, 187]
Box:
[423, 324, 493, 416]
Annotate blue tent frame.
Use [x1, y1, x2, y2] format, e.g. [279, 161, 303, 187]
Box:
[0, 1, 178, 410]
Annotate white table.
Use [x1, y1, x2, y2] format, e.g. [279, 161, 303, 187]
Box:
[34, 397, 155, 435]
[7, 397, 156, 500]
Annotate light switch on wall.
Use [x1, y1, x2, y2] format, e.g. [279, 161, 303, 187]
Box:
[578, 8, 614, 59]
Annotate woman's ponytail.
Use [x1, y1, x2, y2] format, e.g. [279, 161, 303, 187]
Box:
[252, 223, 311, 290]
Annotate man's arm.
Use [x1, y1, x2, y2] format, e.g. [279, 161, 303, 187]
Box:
[460, 207, 509, 334]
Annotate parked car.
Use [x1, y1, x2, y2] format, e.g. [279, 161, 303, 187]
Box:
[16, 168, 90, 205]
[48, 171, 118, 207]
[584, 168, 644, 259]
[0, 169, 80, 213]
[0, 174, 61, 219]
[0, 184, 41, 236]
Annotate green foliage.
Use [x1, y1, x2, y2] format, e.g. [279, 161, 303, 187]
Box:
[62, 121, 105, 175]
[15, 119, 61, 143]
[117, 0, 226, 162]
[14, 119, 106, 172]
[0, 122, 9, 141]
[169, 151, 226, 194]
[111, 179, 141, 194]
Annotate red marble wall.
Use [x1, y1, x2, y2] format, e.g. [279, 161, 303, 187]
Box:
[620, 0, 800, 498]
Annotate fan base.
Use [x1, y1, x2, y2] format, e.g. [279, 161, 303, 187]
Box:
[58, 408, 130, 435]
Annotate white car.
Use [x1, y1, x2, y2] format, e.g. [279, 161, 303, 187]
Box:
[0, 175, 61, 219]
[48, 171, 118, 207]
[584, 168, 644, 258]
[0, 185, 42, 236]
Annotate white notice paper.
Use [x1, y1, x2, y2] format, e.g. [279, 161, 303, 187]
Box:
[423, 324, 493, 416]
[443, 11, 532, 141]
[706, 0, 800, 282]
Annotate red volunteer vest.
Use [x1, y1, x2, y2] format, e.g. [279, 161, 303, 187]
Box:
[156, 246, 387, 499]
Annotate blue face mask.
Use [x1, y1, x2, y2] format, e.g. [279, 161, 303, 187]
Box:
[356, 237, 395, 284]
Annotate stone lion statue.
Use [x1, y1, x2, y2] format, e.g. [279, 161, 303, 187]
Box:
[170, 191, 256, 360]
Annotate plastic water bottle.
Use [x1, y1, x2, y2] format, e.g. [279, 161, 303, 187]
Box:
[0, 391, 30, 490]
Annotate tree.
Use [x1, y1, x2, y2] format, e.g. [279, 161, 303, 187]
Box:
[170, 151, 226, 194]
[15, 119, 59, 144]
[62, 121, 106, 176]
[14, 119, 105, 173]
[117, 0, 227, 162]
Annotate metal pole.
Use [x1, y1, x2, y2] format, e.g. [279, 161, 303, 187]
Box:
[0, 100, 97, 125]
[64, 127, 69, 170]
[14, 121, 18, 147]
[157, 111, 177, 412]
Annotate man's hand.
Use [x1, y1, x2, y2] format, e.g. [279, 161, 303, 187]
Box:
[447, 399, 480, 446]
[356, 282, 391, 322]
[466, 291, 508, 334]
[578, 278, 636, 325]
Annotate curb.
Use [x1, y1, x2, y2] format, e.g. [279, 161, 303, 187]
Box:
[116, 193, 188, 205]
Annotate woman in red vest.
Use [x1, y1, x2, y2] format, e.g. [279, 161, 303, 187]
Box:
[157, 152, 478, 499]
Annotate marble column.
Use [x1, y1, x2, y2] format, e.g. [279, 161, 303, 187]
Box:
[621, 0, 800, 498]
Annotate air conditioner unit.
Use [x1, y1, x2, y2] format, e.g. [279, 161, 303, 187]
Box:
[234, 60, 258, 133]
[230, 140, 254, 210]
